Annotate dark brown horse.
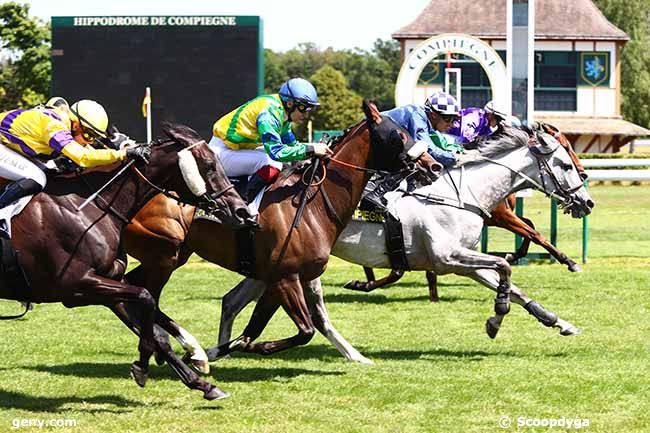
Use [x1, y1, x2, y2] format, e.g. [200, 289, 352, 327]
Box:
[354, 122, 587, 301]
[120, 101, 430, 372]
[1, 123, 251, 400]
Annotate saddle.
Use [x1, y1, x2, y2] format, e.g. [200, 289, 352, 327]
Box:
[357, 182, 410, 272]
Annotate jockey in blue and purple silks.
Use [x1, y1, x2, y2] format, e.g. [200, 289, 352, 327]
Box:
[447, 100, 515, 148]
[363, 91, 464, 208]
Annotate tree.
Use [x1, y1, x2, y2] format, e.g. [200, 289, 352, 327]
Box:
[309, 65, 363, 130]
[0, 1, 50, 109]
[264, 39, 403, 116]
[593, 0, 650, 129]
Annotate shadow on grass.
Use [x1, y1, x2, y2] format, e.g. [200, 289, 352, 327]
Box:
[211, 365, 343, 383]
[363, 347, 571, 361]
[0, 388, 139, 413]
[25, 360, 342, 384]
[322, 292, 484, 304]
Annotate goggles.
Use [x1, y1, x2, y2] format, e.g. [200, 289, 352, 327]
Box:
[439, 113, 458, 123]
[295, 102, 319, 113]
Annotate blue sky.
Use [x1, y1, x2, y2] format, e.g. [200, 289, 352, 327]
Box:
[24, 0, 431, 52]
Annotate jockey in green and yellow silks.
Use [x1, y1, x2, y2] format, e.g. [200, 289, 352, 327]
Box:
[209, 77, 332, 202]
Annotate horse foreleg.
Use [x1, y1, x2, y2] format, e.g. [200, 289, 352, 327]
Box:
[111, 304, 228, 400]
[303, 278, 372, 364]
[344, 269, 405, 292]
[221, 276, 315, 357]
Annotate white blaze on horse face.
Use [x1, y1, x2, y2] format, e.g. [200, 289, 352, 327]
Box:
[178, 149, 207, 196]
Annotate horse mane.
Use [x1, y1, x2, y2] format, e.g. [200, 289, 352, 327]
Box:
[159, 121, 203, 147]
[476, 126, 530, 158]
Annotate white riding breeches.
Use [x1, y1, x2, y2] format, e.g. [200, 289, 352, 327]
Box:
[208, 136, 282, 178]
[0, 144, 47, 187]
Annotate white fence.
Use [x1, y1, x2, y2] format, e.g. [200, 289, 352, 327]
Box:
[584, 158, 650, 182]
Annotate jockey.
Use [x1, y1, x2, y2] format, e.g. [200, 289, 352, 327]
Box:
[210, 77, 333, 202]
[363, 91, 463, 209]
[447, 100, 511, 147]
[0, 99, 149, 213]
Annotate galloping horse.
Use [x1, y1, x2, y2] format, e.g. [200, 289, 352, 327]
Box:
[0, 123, 251, 400]
[120, 101, 425, 373]
[211, 126, 593, 366]
[354, 122, 587, 301]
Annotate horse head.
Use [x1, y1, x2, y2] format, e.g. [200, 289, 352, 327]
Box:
[362, 100, 437, 175]
[528, 128, 594, 218]
[142, 123, 254, 228]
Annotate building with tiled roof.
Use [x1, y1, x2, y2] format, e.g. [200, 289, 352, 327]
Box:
[392, 0, 649, 153]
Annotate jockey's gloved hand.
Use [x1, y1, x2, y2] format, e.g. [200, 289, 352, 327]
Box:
[126, 144, 151, 164]
[306, 142, 333, 158]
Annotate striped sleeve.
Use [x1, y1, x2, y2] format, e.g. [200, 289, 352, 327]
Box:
[257, 108, 308, 162]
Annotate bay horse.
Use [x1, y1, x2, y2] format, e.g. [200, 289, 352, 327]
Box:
[354, 122, 588, 301]
[0, 123, 251, 400]
[120, 101, 426, 374]
[211, 125, 593, 366]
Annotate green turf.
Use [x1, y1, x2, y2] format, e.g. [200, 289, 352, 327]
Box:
[0, 185, 648, 433]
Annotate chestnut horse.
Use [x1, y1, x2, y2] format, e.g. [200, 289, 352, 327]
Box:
[0, 123, 251, 400]
[120, 101, 424, 374]
[355, 122, 587, 301]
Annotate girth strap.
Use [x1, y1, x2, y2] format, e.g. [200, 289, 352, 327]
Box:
[383, 213, 410, 272]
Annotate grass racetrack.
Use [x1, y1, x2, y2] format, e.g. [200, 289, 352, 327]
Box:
[0, 185, 648, 432]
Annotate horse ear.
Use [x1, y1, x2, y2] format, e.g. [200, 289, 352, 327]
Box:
[362, 100, 382, 125]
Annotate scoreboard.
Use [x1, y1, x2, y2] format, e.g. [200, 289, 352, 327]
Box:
[51, 16, 263, 141]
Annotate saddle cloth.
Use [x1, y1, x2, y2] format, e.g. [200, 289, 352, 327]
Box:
[0, 194, 34, 237]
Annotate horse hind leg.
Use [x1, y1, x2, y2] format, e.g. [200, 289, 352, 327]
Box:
[63, 275, 159, 387]
[472, 270, 580, 336]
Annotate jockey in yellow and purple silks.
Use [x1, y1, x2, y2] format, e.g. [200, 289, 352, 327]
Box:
[210, 77, 333, 202]
[0, 98, 150, 213]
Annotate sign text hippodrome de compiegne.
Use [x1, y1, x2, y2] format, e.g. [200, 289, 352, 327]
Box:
[72, 16, 237, 26]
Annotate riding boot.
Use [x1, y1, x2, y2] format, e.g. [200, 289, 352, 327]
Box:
[245, 174, 270, 204]
[362, 175, 400, 211]
[0, 178, 43, 209]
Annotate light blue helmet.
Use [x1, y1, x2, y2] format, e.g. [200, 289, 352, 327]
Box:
[279, 78, 320, 108]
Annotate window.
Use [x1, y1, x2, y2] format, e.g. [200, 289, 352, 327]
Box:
[534, 51, 577, 111]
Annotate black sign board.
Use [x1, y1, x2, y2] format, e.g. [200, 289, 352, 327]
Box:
[51, 16, 263, 141]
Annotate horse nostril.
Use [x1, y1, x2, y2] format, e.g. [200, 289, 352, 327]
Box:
[586, 199, 594, 209]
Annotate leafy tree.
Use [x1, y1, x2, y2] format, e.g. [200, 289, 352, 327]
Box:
[593, 0, 650, 128]
[0, 1, 50, 109]
[309, 65, 363, 130]
[264, 38, 402, 116]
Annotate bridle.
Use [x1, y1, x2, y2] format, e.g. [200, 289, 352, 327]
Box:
[480, 133, 585, 208]
[130, 163, 235, 212]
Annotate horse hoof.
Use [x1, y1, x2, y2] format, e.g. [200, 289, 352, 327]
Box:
[504, 253, 516, 263]
[130, 362, 148, 387]
[485, 318, 500, 339]
[560, 326, 581, 336]
[355, 356, 374, 365]
[204, 385, 230, 401]
[344, 280, 363, 290]
[184, 353, 210, 374]
[568, 263, 583, 273]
